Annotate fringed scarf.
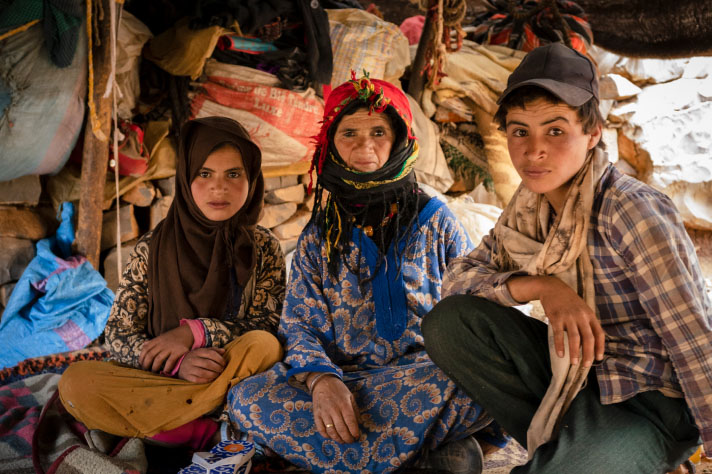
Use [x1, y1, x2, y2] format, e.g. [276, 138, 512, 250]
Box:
[492, 147, 609, 457]
[147, 117, 264, 337]
[308, 72, 421, 282]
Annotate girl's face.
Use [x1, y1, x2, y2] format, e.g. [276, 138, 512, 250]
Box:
[333, 108, 395, 172]
[505, 97, 601, 213]
[190, 144, 249, 221]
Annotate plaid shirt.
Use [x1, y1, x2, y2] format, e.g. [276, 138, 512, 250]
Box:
[443, 165, 712, 452]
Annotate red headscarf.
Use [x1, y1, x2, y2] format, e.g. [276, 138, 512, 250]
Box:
[309, 71, 415, 192]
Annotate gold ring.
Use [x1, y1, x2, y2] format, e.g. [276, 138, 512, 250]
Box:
[325, 423, 334, 428]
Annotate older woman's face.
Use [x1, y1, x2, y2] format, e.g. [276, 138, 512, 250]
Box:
[333, 108, 395, 172]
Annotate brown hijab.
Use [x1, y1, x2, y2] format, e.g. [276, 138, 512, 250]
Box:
[147, 117, 264, 336]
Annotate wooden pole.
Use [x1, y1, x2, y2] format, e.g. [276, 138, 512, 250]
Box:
[407, 2, 436, 103]
[74, 0, 112, 268]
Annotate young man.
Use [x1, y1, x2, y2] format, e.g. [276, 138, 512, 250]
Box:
[422, 42, 712, 473]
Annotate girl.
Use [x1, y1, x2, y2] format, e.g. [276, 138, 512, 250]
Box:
[59, 117, 285, 450]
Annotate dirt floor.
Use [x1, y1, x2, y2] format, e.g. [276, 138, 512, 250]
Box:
[689, 448, 712, 474]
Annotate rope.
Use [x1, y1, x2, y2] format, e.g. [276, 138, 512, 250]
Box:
[419, 0, 467, 88]
[86, 0, 108, 141]
[443, 0, 467, 26]
[87, 0, 124, 273]
[109, 0, 123, 283]
[442, 0, 466, 53]
[546, 0, 574, 48]
[0, 19, 40, 42]
[427, 0, 446, 87]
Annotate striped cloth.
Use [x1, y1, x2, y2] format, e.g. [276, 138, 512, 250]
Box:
[443, 164, 712, 453]
[471, 0, 593, 54]
[0, 373, 62, 473]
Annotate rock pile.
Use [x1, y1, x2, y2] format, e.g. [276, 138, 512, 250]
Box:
[593, 47, 712, 233]
[0, 176, 54, 312]
[259, 174, 313, 255]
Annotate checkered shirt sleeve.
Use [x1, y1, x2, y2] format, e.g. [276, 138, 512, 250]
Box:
[442, 228, 524, 306]
[604, 186, 712, 452]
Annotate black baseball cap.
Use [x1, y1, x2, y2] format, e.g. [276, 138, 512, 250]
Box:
[497, 43, 599, 106]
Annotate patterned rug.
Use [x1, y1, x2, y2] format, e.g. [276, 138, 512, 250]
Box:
[0, 347, 109, 474]
[0, 347, 529, 473]
[483, 439, 528, 473]
[0, 346, 109, 385]
[230, 438, 528, 473]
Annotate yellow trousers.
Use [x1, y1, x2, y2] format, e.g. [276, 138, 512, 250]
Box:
[58, 330, 282, 438]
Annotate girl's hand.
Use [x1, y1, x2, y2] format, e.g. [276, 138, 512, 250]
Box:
[139, 324, 194, 373]
[178, 347, 226, 383]
[310, 374, 360, 444]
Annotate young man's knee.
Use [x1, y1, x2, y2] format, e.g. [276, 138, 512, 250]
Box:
[425, 294, 499, 334]
[423, 294, 493, 360]
[423, 294, 467, 340]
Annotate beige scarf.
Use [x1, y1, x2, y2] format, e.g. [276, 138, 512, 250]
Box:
[493, 148, 609, 458]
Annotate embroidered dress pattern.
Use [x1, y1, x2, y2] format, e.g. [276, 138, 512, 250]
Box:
[228, 199, 506, 473]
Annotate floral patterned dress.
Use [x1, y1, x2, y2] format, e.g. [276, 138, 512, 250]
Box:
[105, 225, 285, 366]
[228, 197, 506, 473]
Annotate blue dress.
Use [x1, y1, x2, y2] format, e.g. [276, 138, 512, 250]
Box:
[228, 197, 505, 472]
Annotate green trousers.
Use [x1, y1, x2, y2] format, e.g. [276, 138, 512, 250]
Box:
[422, 295, 700, 474]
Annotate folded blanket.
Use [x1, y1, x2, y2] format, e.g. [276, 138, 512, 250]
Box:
[0, 373, 61, 473]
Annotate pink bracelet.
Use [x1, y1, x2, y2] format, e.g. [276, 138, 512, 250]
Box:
[161, 353, 187, 377]
[180, 319, 205, 349]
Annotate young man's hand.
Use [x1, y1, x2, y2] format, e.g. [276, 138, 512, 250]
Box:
[309, 374, 360, 444]
[139, 324, 194, 373]
[508, 275, 605, 367]
[178, 347, 226, 383]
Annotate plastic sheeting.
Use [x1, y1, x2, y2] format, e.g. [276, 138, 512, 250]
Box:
[190, 60, 323, 168]
[0, 203, 114, 370]
[598, 47, 712, 231]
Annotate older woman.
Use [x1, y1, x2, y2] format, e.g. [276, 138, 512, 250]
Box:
[227, 74, 505, 473]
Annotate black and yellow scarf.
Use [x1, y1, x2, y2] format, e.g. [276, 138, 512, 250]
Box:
[308, 73, 421, 281]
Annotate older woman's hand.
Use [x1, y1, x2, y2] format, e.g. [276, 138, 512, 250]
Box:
[310, 374, 360, 444]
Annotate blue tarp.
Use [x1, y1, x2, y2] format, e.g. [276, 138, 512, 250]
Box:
[0, 203, 114, 369]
